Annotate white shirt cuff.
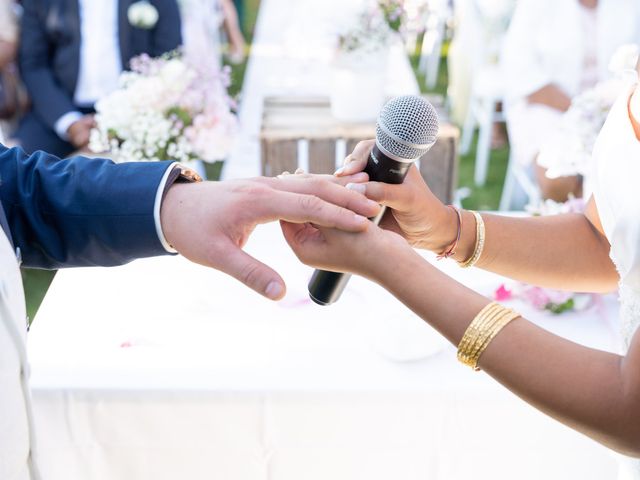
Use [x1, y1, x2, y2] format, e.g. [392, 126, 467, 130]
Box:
[54, 111, 84, 140]
[154, 162, 179, 254]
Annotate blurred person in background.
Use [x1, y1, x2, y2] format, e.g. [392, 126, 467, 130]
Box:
[179, 0, 246, 69]
[0, 0, 26, 139]
[221, 0, 246, 64]
[501, 0, 640, 202]
[13, 0, 182, 159]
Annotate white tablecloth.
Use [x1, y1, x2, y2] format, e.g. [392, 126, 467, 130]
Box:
[29, 221, 621, 480]
[222, 0, 419, 180]
[27, 1, 622, 477]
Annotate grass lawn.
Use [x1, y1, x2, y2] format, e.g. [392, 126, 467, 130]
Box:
[24, 4, 507, 319]
[410, 47, 510, 211]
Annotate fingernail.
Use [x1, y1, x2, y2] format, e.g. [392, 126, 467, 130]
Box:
[265, 281, 284, 299]
[334, 167, 345, 176]
[367, 199, 379, 209]
[343, 155, 352, 166]
[346, 183, 366, 194]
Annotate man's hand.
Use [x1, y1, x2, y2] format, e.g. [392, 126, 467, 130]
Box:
[160, 174, 379, 300]
[67, 114, 96, 149]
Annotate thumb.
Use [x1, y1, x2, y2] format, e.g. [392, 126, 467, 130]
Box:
[217, 246, 286, 300]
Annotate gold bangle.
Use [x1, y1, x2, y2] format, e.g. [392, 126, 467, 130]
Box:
[457, 302, 502, 362]
[457, 302, 521, 371]
[459, 211, 485, 269]
[457, 302, 499, 369]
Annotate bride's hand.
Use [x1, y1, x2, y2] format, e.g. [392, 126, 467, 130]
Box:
[280, 218, 410, 281]
[335, 140, 458, 253]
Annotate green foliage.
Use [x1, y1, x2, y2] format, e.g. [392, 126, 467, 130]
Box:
[546, 298, 575, 315]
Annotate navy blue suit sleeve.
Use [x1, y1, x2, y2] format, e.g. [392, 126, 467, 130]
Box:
[150, 0, 182, 56]
[19, 0, 78, 130]
[0, 145, 175, 269]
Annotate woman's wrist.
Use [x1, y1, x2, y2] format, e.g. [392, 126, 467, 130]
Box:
[421, 203, 459, 253]
[366, 234, 425, 286]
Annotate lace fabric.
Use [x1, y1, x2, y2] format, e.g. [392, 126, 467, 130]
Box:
[619, 283, 640, 350]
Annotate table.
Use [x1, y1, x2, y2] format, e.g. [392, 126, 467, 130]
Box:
[259, 95, 460, 204]
[223, 0, 419, 180]
[29, 221, 622, 480]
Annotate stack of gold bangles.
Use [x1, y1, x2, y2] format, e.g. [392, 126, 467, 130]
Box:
[457, 302, 521, 371]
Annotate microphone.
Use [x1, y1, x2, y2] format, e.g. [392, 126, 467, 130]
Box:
[308, 95, 439, 306]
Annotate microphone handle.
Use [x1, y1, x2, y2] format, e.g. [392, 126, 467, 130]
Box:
[307, 145, 413, 306]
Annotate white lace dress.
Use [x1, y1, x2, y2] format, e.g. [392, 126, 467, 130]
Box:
[592, 83, 640, 480]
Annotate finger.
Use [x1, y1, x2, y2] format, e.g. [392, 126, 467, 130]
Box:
[335, 156, 368, 177]
[216, 246, 286, 300]
[331, 172, 369, 186]
[346, 181, 408, 209]
[279, 220, 306, 250]
[262, 172, 369, 185]
[280, 220, 329, 268]
[265, 190, 371, 232]
[269, 176, 381, 218]
[335, 140, 374, 177]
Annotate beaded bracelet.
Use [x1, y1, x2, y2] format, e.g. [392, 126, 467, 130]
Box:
[458, 211, 485, 269]
[437, 205, 463, 260]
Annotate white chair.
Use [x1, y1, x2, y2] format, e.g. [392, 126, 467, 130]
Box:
[418, 0, 450, 89]
[499, 152, 541, 211]
[460, 64, 505, 187]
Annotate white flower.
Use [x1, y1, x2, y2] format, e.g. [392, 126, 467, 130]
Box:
[608, 43, 639, 76]
[128, 1, 159, 30]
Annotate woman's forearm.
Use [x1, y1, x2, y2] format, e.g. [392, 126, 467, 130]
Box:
[373, 247, 640, 457]
[527, 84, 572, 112]
[444, 209, 618, 293]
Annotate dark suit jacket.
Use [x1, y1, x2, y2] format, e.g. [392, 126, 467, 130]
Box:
[18, 0, 182, 130]
[0, 144, 174, 269]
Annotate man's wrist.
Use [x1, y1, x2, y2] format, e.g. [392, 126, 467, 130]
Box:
[55, 111, 83, 140]
[154, 164, 204, 253]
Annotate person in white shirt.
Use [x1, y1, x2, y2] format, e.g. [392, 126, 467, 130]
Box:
[501, 0, 640, 201]
[14, 0, 182, 159]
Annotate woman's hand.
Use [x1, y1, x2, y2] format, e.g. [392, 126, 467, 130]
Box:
[335, 140, 458, 254]
[280, 218, 410, 282]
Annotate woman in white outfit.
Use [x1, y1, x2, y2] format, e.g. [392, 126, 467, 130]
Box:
[501, 0, 640, 201]
[179, 0, 225, 70]
[178, 0, 246, 69]
[290, 68, 640, 479]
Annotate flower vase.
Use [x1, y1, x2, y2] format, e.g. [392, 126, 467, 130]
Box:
[330, 49, 389, 123]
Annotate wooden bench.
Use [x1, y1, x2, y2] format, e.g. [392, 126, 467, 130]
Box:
[260, 95, 460, 204]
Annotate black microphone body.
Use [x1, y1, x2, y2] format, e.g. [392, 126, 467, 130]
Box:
[307, 145, 413, 306]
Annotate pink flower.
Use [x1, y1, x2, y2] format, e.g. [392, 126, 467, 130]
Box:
[522, 286, 551, 310]
[494, 284, 513, 302]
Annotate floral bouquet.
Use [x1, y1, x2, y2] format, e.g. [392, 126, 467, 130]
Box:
[90, 51, 237, 164]
[537, 44, 639, 179]
[336, 0, 407, 56]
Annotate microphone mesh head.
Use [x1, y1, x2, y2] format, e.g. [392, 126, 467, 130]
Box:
[376, 95, 439, 161]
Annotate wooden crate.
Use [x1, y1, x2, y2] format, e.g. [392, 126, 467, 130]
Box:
[260, 96, 459, 204]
